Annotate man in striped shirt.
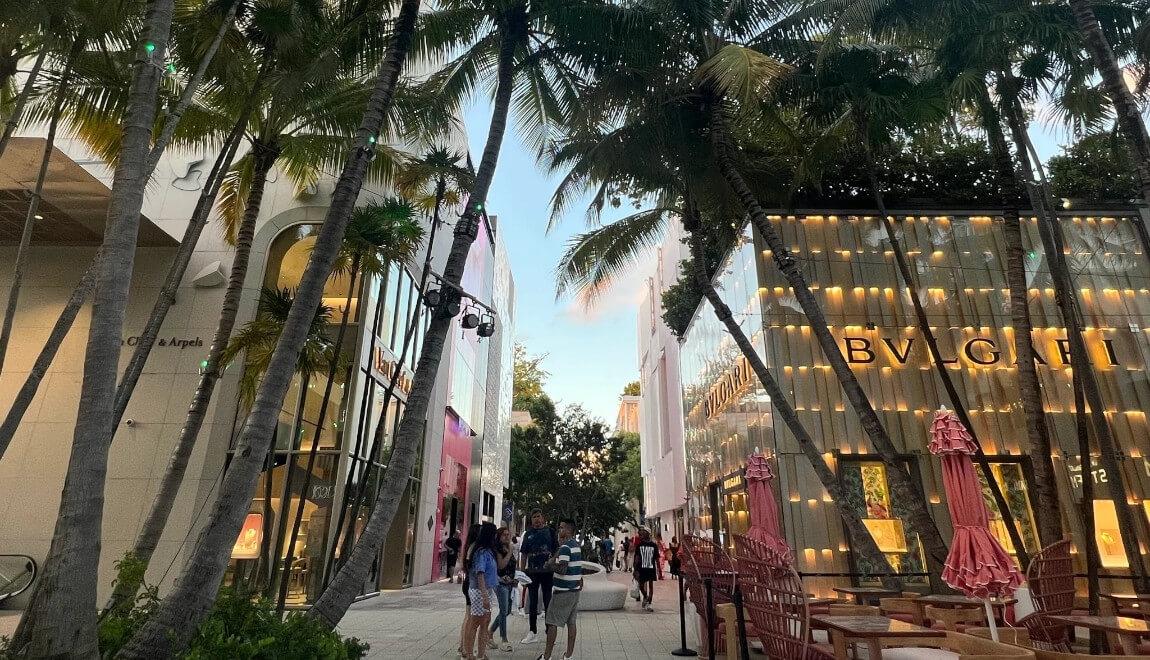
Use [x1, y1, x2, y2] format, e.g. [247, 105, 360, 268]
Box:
[537, 519, 581, 660]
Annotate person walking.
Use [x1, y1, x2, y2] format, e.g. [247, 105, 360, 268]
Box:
[655, 533, 667, 580]
[619, 536, 630, 572]
[443, 531, 463, 581]
[537, 519, 582, 660]
[458, 523, 481, 658]
[598, 536, 613, 573]
[462, 523, 499, 660]
[487, 527, 516, 652]
[510, 534, 522, 616]
[634, 528, 659, 612]
[668, 536, 681, 580]
[520, 509, 557, 645]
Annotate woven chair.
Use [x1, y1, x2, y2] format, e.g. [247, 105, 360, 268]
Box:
[1018, 539, 1074, 652]
[740, 563, 833, 659]
[682, 534, 737, 603]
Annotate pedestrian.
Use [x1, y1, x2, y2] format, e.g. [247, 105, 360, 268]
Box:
[509, 534, 521, 616]
[462, 522, 499, 660]
[519, 509, 557, 645]
[668, 536, 681, 580]
[655, 533, 667, 580]
[599, 535, 614, 573]
[458, 523, 481, 657]
[633, 528, 659, 612]
[487, 527, 516, 652]
[443, 530, 463, 581]
[537, 519, 582, 660]
[620, 535, 630, 571]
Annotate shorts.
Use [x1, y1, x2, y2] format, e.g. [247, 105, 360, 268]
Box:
[545, 590, 580, 627]
[636, 568, 656, 583]
[468, 587, 495, 616]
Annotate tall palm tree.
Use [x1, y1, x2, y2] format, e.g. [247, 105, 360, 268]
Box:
[307, 0, 612, 625]
[0, 0, 55, 157]
[118, 0, 424, 654]
[10, 0, 180, 652]
[273, 198, 423, 613]
[788, 41, 1037, 558]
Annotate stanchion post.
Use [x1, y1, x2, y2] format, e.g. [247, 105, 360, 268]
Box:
[671, 576, 698, 656]
[704, 578, 716, 660]
[732, 585, 750, 660]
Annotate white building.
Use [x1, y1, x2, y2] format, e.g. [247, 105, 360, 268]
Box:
[0, 114, 514, 605]
[636, 219, 689, 540]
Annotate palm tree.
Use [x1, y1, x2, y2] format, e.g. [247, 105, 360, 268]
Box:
[117, 0, 424, 654]
[9, 0, 181, 652]
[0, 0, 54, 157]
[1067, 0, 1150, 254]
[304, 0, 607, 626]
[788, 41, 1037, 558]
[546, 104, 901, 583]
[273, 198, 423, 613]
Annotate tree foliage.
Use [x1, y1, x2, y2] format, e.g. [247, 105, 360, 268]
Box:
[622, 381, 640, 396]
[512, 343, 549, 409]
[1048, 133, 1140, 203]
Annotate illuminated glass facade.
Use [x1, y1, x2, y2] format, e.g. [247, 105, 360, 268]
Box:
[681, 209, 1150, 591]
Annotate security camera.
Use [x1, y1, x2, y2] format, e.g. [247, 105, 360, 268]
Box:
[125, 419, 136, 427]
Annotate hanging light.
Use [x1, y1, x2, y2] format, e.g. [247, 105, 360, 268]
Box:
[461, 309, 480, 329]
[423, 288, 442, 308]
[445, 299, 462, 317]
[477, 315, 496, 338]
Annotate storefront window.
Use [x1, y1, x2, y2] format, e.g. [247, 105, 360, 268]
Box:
[840, 460, 928, 586]
[1095, 500, 1129, 569]
[977, 461, 1039, 556]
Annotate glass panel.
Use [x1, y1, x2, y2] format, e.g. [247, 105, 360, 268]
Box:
[298, 367, 346, 451]
[377, 264, 398, 348]
[841, 460, 928, 585]
[279, 454, 338, 605]
[978, 462, 1040, 555]
[1094, 500, 1128, 569]
[392, 271, 411, 352]
[224, 454, 289, 592]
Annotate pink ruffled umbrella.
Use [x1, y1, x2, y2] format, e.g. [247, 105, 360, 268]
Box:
[745, 453, 792, 565]
[929, 408, 1022, 640]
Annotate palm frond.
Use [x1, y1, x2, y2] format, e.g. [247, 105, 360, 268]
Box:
[555, 207, 674, 303]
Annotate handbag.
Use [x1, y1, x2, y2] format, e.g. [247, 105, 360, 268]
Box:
[629, 579, 641, 600]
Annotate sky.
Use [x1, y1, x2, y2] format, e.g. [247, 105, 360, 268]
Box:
[461, 99, 1075, 424]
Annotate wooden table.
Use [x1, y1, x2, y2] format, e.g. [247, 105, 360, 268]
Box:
[1049, 615, 1150, 654]
[833, 586, 903, 606]
[912, 594, 1016, 624]
[812, 615, 945, 660]
[1102, 593, 1150, 615]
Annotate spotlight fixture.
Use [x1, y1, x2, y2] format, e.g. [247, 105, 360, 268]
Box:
[477, 316, 496, 338]
[445, 299, 462, 317]
[461, 310, 480, 329]
[423, 288, 442, 308]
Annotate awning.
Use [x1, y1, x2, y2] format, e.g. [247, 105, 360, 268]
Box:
[0, 137, 176, 247]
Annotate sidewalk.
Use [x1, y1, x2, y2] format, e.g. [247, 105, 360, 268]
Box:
[340, 571, 699, 659]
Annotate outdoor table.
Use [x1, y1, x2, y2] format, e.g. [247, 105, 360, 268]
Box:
[812, 614, 945, 660]
[1102, 593, 1150, 616]
[1049, 615, 1150, 655]
[832, 586, 903, 606]
[912, 594, 1016, 625]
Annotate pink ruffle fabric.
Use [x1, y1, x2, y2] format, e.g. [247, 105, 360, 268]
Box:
[929, 410, 1022, 599]
[745, 454, 793, 564]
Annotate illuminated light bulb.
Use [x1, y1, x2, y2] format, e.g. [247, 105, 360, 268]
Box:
[144, 42, 156, 53]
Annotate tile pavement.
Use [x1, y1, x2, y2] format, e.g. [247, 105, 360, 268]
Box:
[340, 571, 701, 659]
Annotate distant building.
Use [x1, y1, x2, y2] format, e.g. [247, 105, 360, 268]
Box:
[636, 219, 690, 541]
[615, 396, 640, 435]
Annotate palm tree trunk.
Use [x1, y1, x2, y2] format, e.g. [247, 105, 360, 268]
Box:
[307, 10, 524, 627]
[145, 0, 239, 173]
[859, 129, 1036, 562]
[322, 177, 447, 588]
[0, 40, 81, 376]
[101, 123, 272, 615]
[0, 260, 96, 459]
[116, 0, 421, 654]
[1074, 372, 1105, 652]
[275, 260, 359, 613]
[0, 47, 47, 160]
[11, 0, 178, 653]
[1068, 0, 1150, 257]
[680, 203, 899, 588]
[709, 110, 949, 587]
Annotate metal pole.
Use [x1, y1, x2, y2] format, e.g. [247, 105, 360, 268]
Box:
[704, 578, 716, 660]
[732, 585, 750, 660]
[672, 575, 698, 656]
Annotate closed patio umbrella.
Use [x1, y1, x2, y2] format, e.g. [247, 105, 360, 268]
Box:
[929, 408, 1023, 640]
[744, 453, 792, 565]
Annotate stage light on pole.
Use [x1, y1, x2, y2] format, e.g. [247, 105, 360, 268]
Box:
[423, 288, 442, 308]
[461, 310, 480, 329]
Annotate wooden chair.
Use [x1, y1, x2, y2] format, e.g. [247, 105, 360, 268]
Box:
[827, 603, 881, 616]
[925, 604, 987, 632]
[880, 597, 924, 625]
[881, 631, 1035, 659]
[741, 563, 833, 659]
[1018, 539, 1074, 652]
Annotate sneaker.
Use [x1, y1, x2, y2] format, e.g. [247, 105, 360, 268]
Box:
[644, 604, 654, 612]
[534, 654, 550, 660]
[488, 639, 498, 649]
[516, 608, 525, 616]
[521, 632, 540, 644]
[499, 642, 512, 652]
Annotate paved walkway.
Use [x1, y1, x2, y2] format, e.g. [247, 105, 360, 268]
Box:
[341, 572, 700, 659]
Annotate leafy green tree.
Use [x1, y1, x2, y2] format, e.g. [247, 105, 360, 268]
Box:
[607, 431, 642, 504]
[621, 381, 639, 397]
[513, 343, 550, 408]
[1049, 133, 1140, 203]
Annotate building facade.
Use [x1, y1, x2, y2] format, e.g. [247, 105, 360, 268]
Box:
[637, 219, 690, 541]
[678, 209, 1150, 594]
[0, 127, 514, 607]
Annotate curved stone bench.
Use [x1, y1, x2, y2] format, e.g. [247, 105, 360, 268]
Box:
[575, 562, 628, 611]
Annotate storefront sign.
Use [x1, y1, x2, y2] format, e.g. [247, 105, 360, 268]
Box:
[703, 356, 755, 419]
[231, 513, 263, 559]
[121, 335, 204, 349]
[373, 346, 414, 396]
[840, 334, 1120, 368]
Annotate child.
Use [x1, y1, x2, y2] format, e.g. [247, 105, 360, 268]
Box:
[633, 528, 659, 612]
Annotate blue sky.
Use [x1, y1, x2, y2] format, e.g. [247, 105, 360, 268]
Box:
[461, 99, 1073, 424]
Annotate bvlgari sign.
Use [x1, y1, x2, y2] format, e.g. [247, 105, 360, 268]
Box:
[701, 331, 1123, 420]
